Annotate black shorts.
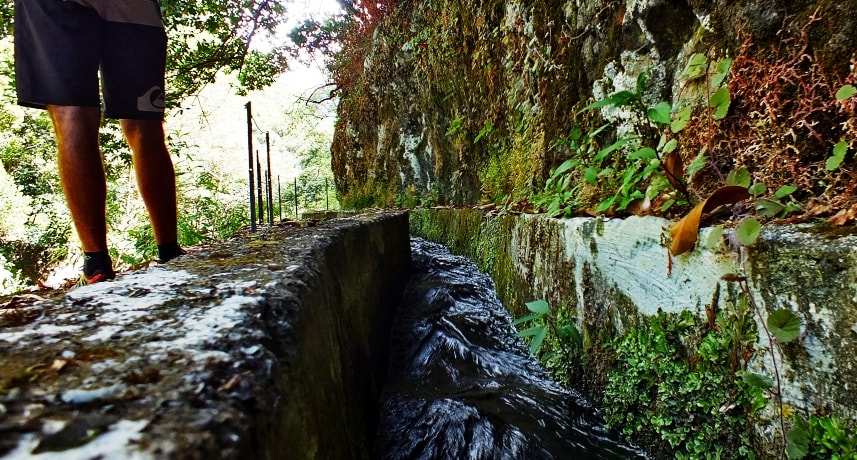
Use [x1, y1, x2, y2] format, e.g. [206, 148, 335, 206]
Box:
[14, 0, 167, 120]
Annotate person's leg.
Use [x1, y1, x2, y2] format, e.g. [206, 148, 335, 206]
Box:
[119, 119, 182, 261]
[48, 105, 108, 253]
[49, 105, 115, 281]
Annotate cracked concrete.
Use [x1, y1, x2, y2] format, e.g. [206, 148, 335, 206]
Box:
[0, 211, 410, 460]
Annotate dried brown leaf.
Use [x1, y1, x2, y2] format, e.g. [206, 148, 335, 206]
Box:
[670, 186, 750, 255]
[664, 151, 685, 189]
[830, 204, 857, 226]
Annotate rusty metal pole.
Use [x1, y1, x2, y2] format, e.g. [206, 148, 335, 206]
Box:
[245, 102, 256, 233]
[265, 133, 274, 227]
[256, 152, 264, 226]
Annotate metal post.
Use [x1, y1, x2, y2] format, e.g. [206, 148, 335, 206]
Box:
[256, 152, 263, 225]
[325, 178, 329, 210]
[266, 132, 274, 225]
[277, 176, 282, 221]
[294, 178, 298, 219]
[245, 102, 256, 233]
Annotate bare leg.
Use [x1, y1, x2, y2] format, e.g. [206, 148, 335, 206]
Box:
[119, 119, 178, 246]
[48, 105, 108, 253]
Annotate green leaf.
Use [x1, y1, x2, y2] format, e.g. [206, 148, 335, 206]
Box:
[742, 372, 773, 390]
[711, 58, 733, 88]
[662, 138, 678, 154]
[768, 309, 801, 343]
[581, 91, 636, 112]
[648, 101, 672, 125]
[756, 198, 786, 218]
[559, 324, 583, 349]
[710, 87, 731, 119]
[512, 313, 541, 326]
[595, 196, 616, 213]
[585, 166, 598, 185]
[727, 167, 751, 187]
[595, 137, 635, 163]
[635, 71, 648, 96]
[836, 84, 857, 101]
[671, 106, 692, 133]
[748, 182, 767, 196]
[684, 53, 707, 79]
[629, 147, 658, 160]
[520, 325, 549, 354]
[774, 184, 797, 199]
[516, 325, 544, 338]
[526, 299, 550, 315]
[736, 218, 761, 246]
[554, 159, 578, 176]
[786, 426, 810, 460]
[687, 149, 708, 179]
[827, 140, 847, 171]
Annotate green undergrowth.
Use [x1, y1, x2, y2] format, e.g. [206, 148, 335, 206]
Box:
[516, 299, 766, 458]
[602, 309, 764, 459]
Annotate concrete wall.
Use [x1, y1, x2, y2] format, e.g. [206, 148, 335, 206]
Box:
[410, 208, 857, 453]
[0, 212, 410, 459]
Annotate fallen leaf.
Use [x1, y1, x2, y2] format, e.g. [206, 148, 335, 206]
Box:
[663, 151, 685, 189]
[51, 359, 70, 372]
[830, 204, 857, 226]
[670, 186, 750, 255]
[625, 197, 651, 216]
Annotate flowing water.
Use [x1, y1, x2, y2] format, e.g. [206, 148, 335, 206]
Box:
[374, 238, 647, 459]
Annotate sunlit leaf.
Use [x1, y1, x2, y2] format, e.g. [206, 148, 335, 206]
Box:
[554, 159, 578, 176]
[684, 53, 707, 79]
[710, 87, 731, 119]
[687, 148, 708, 180]
[595, 137, 635, 163]
[670, 186, 750, 255]
[727, 167, 751, 187]
[516, 325, 543, 337]
[710, 58, 733, 87]
[768, 309, 801, 343]
[826, 140, 847, 171]
[662, 138, 678, 154]
[629, 147, 658, 160]
[648, 102, 672, 125]
[774, 184, 797, 199]
[756, 198, 785, 218]
[585, 166, 598, 185]
[512, 314, 541, 326]
[836, 84, 857, 101]
[530, 326, 548, 355]
[748, 182, 767, 196]
[736, 218, 761, 246]
[526, 299, 550, 315]
[671, 106, 692, 133]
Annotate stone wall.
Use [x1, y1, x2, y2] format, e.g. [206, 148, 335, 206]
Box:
[0, 212, 410, 459]
[332, 0, 857, 211]
[410, 208, 857, 456]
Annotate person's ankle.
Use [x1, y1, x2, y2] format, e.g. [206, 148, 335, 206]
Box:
[83, 250, 115, 278]
[157, 242, 186, 263]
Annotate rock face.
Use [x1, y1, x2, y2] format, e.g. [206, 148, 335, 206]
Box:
[0, 212, 410, 459]
[410, 208, 857, 457]
[332, 0, 857, 211]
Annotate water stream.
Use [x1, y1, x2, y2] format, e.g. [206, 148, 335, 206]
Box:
[374, 238, 648, 459]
